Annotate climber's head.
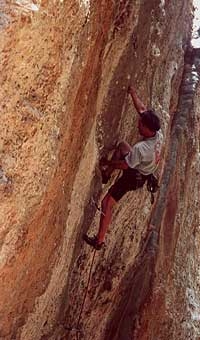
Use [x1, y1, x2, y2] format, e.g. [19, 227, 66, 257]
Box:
[138, 110, 160, 137]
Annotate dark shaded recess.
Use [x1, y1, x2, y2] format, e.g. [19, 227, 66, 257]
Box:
[105, 230, 158, 340]
[96, 41, 136, 157]
[105, 45, 200, 340]
[97, 0, 161, 157]
[152, 46, 200, 228]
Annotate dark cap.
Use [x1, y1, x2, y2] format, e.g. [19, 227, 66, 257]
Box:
[140, 110, 160, 132]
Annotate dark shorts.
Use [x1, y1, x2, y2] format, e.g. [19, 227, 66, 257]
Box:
[108, 168, 148, 202]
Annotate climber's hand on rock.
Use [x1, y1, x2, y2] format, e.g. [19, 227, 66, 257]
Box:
[128, 85, 136, 94]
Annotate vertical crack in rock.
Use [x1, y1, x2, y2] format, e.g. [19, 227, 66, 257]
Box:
[105, 46, 200, 340]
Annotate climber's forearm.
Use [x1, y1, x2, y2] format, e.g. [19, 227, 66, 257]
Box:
[128, 86, 147, 114]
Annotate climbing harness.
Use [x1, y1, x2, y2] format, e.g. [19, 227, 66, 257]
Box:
[64, 249, 96, 339]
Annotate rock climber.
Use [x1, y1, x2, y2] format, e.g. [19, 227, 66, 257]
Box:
[83, 85, 163, 250]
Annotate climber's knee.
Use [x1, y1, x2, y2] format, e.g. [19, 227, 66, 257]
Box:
[117, 141, 131, 157]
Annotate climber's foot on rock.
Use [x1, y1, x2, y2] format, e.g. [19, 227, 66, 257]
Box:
[83, 234, 104, 250]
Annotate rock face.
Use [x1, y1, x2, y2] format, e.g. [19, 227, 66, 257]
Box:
[0, 1, 199, 339]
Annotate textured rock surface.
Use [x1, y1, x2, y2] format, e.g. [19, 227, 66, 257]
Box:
[0, 1, 199, 340]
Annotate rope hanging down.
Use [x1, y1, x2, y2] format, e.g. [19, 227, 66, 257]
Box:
[65, 249, 96, 339]
[64, 196, 105, 338]
[76, 249, 96, 339]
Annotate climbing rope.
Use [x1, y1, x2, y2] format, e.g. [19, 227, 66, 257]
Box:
[75, 249, 96, 339]
[64, 188, 114, 337]
[64, 249, 96, 339]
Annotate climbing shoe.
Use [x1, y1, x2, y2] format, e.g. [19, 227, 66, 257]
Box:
[83, 234, 104, 250]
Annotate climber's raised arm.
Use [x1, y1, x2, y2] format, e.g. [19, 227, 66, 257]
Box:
[128, 85, 147, 115]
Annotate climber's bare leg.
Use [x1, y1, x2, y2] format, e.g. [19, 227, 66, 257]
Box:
[96, 193, 116, 244]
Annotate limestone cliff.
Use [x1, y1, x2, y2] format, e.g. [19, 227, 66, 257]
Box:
[0, 1, 199, 340]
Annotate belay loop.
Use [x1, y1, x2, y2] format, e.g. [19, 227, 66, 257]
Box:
[146, 174, 159, 204]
